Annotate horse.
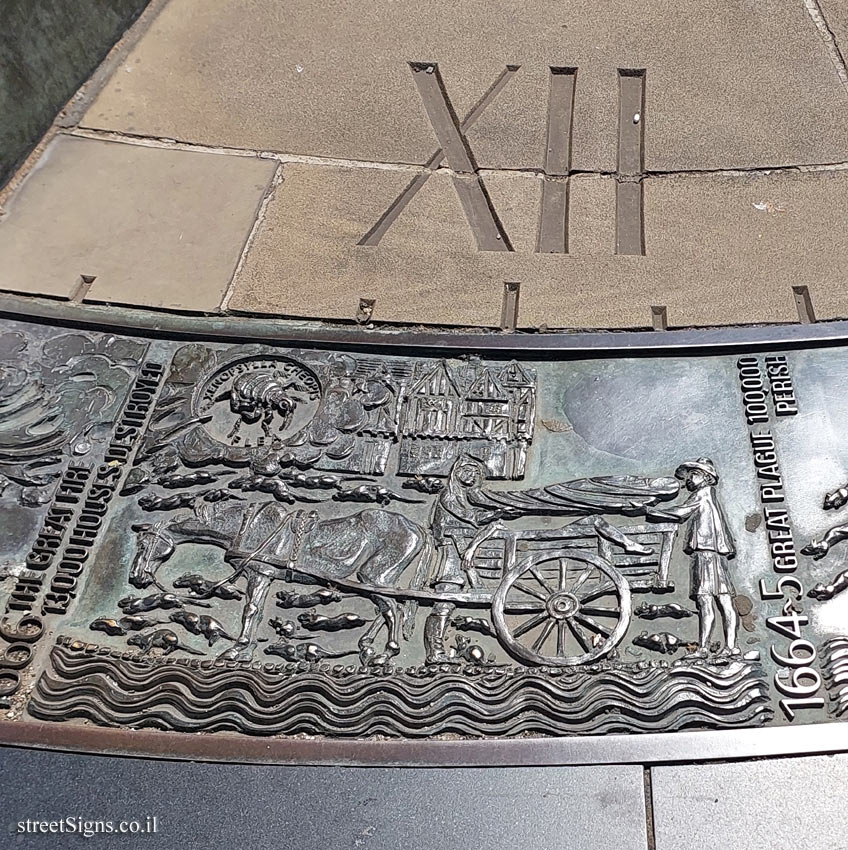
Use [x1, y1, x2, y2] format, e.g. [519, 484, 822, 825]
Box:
[129, 500, 433, 662]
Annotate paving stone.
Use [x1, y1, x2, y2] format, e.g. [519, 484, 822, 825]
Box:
[819, 3, 848, 72]
[81, 0, 848, 172]
[646, 169, 848, 326]
[232, 163, 848, 330]
[567, 174, 616, 257]
[522, 168, 848, 329]
[0, 135, 275, 310]
[0, 747, 648, 850]
[652, 753, 848, 850]
[228, 163, 523, 327]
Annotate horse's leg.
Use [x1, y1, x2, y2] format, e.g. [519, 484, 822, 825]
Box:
[358, 610, 383, 664]
[802, 522, 848, 560]
[809, 567, 848, 601]
[354, 597, 401, 663]
[218, 571, 272, 661]
[376, 597, 401, 657]
[352, 515, 439, 660]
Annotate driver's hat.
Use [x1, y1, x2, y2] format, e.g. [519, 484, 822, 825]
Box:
[674, 457, 718, 483]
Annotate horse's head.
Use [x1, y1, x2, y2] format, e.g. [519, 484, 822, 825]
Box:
[129, 521, 175, 588]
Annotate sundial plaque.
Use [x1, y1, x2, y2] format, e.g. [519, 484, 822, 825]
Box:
[2, 313, 848, 762]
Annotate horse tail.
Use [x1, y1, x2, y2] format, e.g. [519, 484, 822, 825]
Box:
[402, 530, 434, 642]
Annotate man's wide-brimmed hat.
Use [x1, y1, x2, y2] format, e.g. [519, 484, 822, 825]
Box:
[675, 457, 718, 483]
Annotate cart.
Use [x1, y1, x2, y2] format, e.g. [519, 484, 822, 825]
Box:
[322, 519, 679, 668]
[460, 520, 679, 667]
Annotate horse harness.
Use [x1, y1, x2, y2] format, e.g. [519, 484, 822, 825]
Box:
[141, 506, 311, 596]
[230, 502, 313, 579]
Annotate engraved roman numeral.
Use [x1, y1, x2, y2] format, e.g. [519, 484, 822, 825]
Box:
[359, 63, 519, 250]
[537, 68, 576, 254]
[361, 64, 651, 256]
[616, 69, 646, 256]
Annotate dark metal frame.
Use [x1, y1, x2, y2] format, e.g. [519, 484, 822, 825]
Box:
[4, 292, 848, 357]
[1, 719, 848, 767]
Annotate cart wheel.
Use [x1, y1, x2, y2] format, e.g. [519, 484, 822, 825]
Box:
[491, 548, 631, 667]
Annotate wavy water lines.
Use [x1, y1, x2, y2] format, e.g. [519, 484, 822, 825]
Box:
[29, 638, 773, 738]
[823, 637, 848, 718]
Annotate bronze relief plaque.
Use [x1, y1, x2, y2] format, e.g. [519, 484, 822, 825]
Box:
[2, 317, 847, 757]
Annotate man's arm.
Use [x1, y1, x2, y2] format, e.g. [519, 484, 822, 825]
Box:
[462, 522, 505, 571]
[644, 502, 697, 523]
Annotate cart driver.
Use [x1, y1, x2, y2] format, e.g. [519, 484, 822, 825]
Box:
[423, 455, 664, 663]
[424, 455, 506, 663]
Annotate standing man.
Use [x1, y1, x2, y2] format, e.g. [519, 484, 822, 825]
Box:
[646, 458, 740, 657]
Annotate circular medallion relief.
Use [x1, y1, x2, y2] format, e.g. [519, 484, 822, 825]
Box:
[195, 355, 321, 448]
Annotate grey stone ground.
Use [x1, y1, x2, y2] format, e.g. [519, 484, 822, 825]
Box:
[1, 747, 847, 849]
[653, 754, 848, 850]
[2, 0, 848, 328]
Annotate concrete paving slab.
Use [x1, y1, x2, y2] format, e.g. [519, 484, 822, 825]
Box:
[652, 753, 848, 850]
[5, 139, 827, 329]
[819, 2, 848, 73]
[228, 163, 525, 327]
[232, 163, 847, 330]
[646, 169, 848, 326]
[0, 135, 275, 310]
[568, 174, 616, 257]
[0, 747, 648, 850]
[522, 168, 848, 329]
[81, 0, 848, 173]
